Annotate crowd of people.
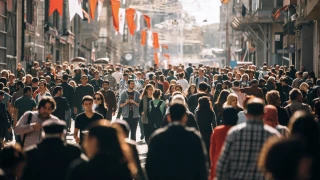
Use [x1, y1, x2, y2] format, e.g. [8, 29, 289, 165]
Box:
[0, 60, 319, 180]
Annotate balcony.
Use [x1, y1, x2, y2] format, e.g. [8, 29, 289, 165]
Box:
[304, 0, 320, 20]
[81, 20, 99, 43]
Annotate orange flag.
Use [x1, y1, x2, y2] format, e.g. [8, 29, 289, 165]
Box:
[162, 44, 168, 50]
[141, 30, 147, 46]
[163, 54, 170, 60]
[89, 0, 98, 19]
[143, 15, 151, 29]
[111, 0, 120, 32]
[154, 53, 159, 65]
[126, 8, 136, 36]
[153, 32, 159, 50]
[49, 0, 63, 16]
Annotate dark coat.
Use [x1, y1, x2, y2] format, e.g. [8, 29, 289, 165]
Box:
[22, 138, 82, 180]
[58, 82, 75, 107]
[162, 111, 199, 131]
[52, 96, 70, 120]
[67, 153, 132, 180]
[276, 106, 290, 126]
[240, 86, 264, 99]
[187, 93, 208, 114]
[100, 89, 117, 120]
[146, 123, 208, 180]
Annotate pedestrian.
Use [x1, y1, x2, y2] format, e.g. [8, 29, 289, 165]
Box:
[99, 80, 117, 120]
[11, 81, 24, 106]
[22, 120, 82, 180]
[90, 71, 103, 92]
[177, 72, 188, 92]
[188, 82, 209, 114]
[186, 84, 197, 99]
[148, 89, 166, 132]
[35, 81, 51, 106]
[7, 74, 16, 95]
[16, 63, 26, 80]
[209, 107, 238, 180]
[93, 92, 108, 119]
[146, 103, 208, 180]
[67, 120, 137, 180]
[15, 97, 59, 148]
[103, 70, 117, 90]
[216, 98, 281, 180]
[74, 96, 104, 144]
[0, 90, 12, 147]
[223, 93, 243, 113]
[0, 145, 26, 180]
[240, 79, 264, 99]
[52, 86, 69, 122]
[139, 84, 154, 143]
[119, 79, 141, 141]
[73, 75, 94, 115]
[263, 105, 290, 138]
[284, 88, 312, 118]
[265, 90, 290, 126]
[213, 90, 230, 125]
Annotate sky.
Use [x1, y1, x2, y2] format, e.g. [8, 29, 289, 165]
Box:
[182, 0, 221, 26]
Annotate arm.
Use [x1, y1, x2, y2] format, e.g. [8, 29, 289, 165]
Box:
[139, 100, 144, 115]
[14, 112, 35, 135]
[119, 93, 128, 108]
[110, 91, 117, 112]
[73, 128, 80, 143]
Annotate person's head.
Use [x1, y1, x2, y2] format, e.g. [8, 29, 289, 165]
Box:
[258, 137, 312, 180]
[198, 82, 208, 92]
[0, 144, 26, 179]
[25, 74, 32, 83]
[241, 73, 249, 81]
[69, 80, 76, 87]
[93, 92, 106, 108]
[168, 103, 188, 125]
[140, 84, 154, 99]
[112, 120, 130, 138]
[187, 84, 197, 94]
[314, 100, 320, 115]
[81, 75, 88, 85]
[94, 71, 100, 79]
[266, 90, 281, 106]
[222, 107, 239, 126]
[62, 74, 69, 82]
[175, 84, 183, 92]
[152, 89, 162, 100]
[42, 120, 67, 140]
[38, 97, 56, 119]
[251, 79, 258, 87]
[38, 81, 47, 91]
[82, 96, 94, 112]
[245, 97, 265, 120]
[16, 81, 24, 91]
[198, 96, 212, 110]
[224, 93, 238, 108]
[178, 73, 184, 79]
[259, 79, 266, 86]
[288, 111, 320, 153]
[263, 105, 279, 128]
[222, 80, 232, 89]
[53, 86, 63, 96]
[167, 84, 176, 94]
[0, 90, 4, 101]
[216, 90, 230, 104]
[128, 79, 135, 90]
[8, 74, 15, 82]
[198, 68, 205, 77]
[299, 82, 309, 93]
[233, 80, 240, 88]
[289, 88, 303, 102]
[102, 80, 109, 89]
[23, 86, 32, 96]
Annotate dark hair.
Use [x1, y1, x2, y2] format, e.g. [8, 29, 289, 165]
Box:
[0, 82, 3, 90]
[0, 145, 26, 172]
[53, 86, 63, 96]
[112, 120, 130, 138]
[149, 80, 156, 86]
[169, 104, 187, 122]
[153, 89, 162, 99]
[31, 77, 39, 83]
[23, 86, 32, 94]
[81, 75, 88, 79]
[198, 96, 212, 111]
[62, 74, 69, 81]
[233, 81, 240, 87]
[127, 79, 135, 85]
[123, 73, 128, 77]
[82, 95, 93, 104]
[102, 80, 109, 85]
[223, 81, 232, 88]
[178, 73, 184, 79]
[187, 84, 197, 95]
[94, 92, 108, 110]
[16, 81, 24, 89]
[140, 84, 154, 99]
[175, 84, 183, 92]
[289, 88, 302, 101]
[38, 97, 56, 110]
[222, 107, 239, 125]
[39, 81, 47, 87]
[199, 82, 208, 91]
[0, 90, 4, 96]
[215, 83, 223, 91]
[216, 90, 230, 104]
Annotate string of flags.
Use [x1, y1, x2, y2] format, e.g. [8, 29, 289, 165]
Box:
[49, 0, 170, 64]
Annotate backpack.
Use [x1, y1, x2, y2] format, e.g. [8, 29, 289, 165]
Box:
[148, 101, 164, 129]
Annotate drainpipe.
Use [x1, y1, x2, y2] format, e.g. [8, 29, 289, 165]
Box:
[21, 0, 25, 62]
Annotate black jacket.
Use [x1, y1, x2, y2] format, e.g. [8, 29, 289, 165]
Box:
[162, 111, 199, 131]
[146, 123, 208, 180]
[22, 138, 82, 180]
[188, 93, 208, 114]
[52, 96, 70, 120]
[74, 85, 94, 108]
[58, 82, 75, 107]
[0, 101, 10, 128]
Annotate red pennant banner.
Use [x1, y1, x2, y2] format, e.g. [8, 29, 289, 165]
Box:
[162, 44, 168, 50]
[163, 54, 170, 60]
[153, 32, 159, 50]
[89, 0, 98, 19]
[49, 0, 63, 16]
[126, 8, 136, 36]
[141, 30, 147, 46]
[143, 15, 151, 29]
[111, 0, 120, 32]
[154, 52, 159, 65]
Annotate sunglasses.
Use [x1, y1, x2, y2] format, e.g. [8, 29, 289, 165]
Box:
[93, 97, 101, 101]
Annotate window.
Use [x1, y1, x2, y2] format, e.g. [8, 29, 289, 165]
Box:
[26, 0, 33, 24]
[53, 11, 60, 30]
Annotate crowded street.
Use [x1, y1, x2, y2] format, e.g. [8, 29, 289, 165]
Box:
[1, 0, 320, 180]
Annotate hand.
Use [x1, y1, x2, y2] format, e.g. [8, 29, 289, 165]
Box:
[74, 107, 78, 114]
[141, 112, 145, 116]
[126, 100, 130, 104]
[129, 99, 134, 103]
[32, 123, 42, 131]
[112, 112, 115, 116]
[74, 137, 80, 143]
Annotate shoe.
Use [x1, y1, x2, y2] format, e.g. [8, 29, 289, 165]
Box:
[140, 135, 144, 140]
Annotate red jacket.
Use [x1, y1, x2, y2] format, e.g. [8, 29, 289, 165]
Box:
[210, 125, 233, 180]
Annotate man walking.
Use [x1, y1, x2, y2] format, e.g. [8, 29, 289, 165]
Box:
[146, 103, 208, 180]
[52, 86, 69, 122]
[90, 71, 103, 92]
[35, 81, 51, 106]
[58, 74, 74, 131]
[99, 80, 117, 120]
[15, 97, 60, 148]
[74, 96, 103, 144]
[22, 120, 82, 180]
[74, 75, 94, 115]
[11, 81, 24, 105]
[216, 98, 280, 180]
[119, 80, 140, 141]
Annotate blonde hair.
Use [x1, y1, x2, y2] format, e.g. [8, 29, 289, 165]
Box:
[299, 82, 309, 91]
[223, 93, 238, 108]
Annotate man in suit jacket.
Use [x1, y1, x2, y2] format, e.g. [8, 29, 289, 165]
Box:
[22, 120, 82, 180]
[146, 104, 208, 180]
[240, 79, 264, 99]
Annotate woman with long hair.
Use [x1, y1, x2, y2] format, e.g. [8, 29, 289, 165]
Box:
[67, 120, 138, 180]
[165, 84, 176, 101]
[210, 107, 238, 180]
[194, 96, 217, 154]
[139, 84, 154, 143]
[266, 90, 290, 126]
[223, 93, 243, 113]
[93, 92, 109, 120]
[214, 90, 230, 125]
[213, 83, 223, 103]
[186, 84, 197, 99]
[263, 105, 290, 138]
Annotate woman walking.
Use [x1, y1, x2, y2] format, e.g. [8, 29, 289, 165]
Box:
[139, 84, 154, 143]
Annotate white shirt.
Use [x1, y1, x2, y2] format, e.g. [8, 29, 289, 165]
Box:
[38, 92, 47, 103]
[112, 71, 123, 83]
[177, 79, 189, 92]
